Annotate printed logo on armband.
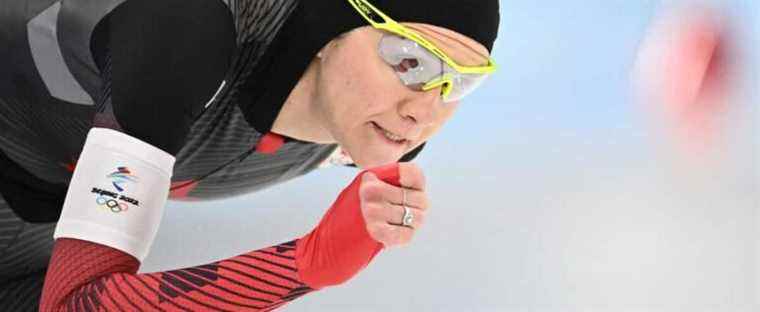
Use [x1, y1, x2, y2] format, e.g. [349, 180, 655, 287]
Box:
[91, 167, 140, 214]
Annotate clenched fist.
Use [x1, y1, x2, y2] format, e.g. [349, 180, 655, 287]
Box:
[359, 162, 429, 247]
[296, 162, 430, 288]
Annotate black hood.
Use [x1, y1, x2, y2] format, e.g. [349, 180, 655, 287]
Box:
[240, 0, 500, 160]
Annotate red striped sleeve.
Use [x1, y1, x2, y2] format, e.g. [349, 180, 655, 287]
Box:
[40, 239, 312, 311]
[40, 164, 400, 311]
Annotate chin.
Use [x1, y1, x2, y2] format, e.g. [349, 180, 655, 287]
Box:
[350, 151, 401, 169]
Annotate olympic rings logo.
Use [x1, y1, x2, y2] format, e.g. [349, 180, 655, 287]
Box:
[95, 195, 129, 213]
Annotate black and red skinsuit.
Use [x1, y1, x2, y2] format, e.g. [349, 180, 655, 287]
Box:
[0, 0, 422, 309]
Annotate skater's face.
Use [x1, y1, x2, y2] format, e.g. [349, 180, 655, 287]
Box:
[313, 24, 491, 168]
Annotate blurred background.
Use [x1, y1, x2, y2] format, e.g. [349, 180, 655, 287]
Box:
[141, 0, 759, 311]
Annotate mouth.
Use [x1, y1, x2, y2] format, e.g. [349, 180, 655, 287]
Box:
[371, 122, 409, 146]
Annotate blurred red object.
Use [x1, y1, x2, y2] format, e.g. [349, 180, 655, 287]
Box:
[633, 5, 734, 153]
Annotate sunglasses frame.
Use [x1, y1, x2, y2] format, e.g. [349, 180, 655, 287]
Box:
[347, 0, 497, 99]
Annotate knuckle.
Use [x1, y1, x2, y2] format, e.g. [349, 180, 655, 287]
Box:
[364, 203, 385, 221]
[368, 183, 386, 196]
[359, 182, 384, 202]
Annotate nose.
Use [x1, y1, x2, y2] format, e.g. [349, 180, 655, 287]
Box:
[399, 87, 441, 128]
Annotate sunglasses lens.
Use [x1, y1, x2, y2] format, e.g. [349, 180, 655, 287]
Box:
[444, 73, 489, 102]
[379, 34, 490, 102]
[380, 35, 441, 83]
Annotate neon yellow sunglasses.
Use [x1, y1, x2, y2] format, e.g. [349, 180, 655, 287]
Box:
[347, 0, 498, 102]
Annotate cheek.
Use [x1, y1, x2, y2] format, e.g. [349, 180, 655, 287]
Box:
[322, 49, 401, 128]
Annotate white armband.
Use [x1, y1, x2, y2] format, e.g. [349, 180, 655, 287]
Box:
[54, 127, 175, 262]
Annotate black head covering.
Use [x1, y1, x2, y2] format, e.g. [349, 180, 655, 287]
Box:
[300, 0, 500, 53]
[241, 0, 500, 159]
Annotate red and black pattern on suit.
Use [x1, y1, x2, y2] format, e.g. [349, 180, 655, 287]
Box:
[40, 239, 314, 311]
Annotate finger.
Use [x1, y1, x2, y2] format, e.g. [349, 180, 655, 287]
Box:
[359, 172, 385, 203]
[398, 162, 426, 191]
[361, 171, 378, 184]
[362, 174, 429, 210]
[387, 186, 428, 210]
[363, 201, 425, 229]
[370, 179, 428, 210]
[372, 223, 416, 247]
[384, 203, 426, 229]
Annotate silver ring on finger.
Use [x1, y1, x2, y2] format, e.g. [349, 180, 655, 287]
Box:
[402, 206, 414, 228]
[401, 189, 414, 228]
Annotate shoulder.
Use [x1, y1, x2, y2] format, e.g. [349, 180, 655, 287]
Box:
[96, 0, 237, 156]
